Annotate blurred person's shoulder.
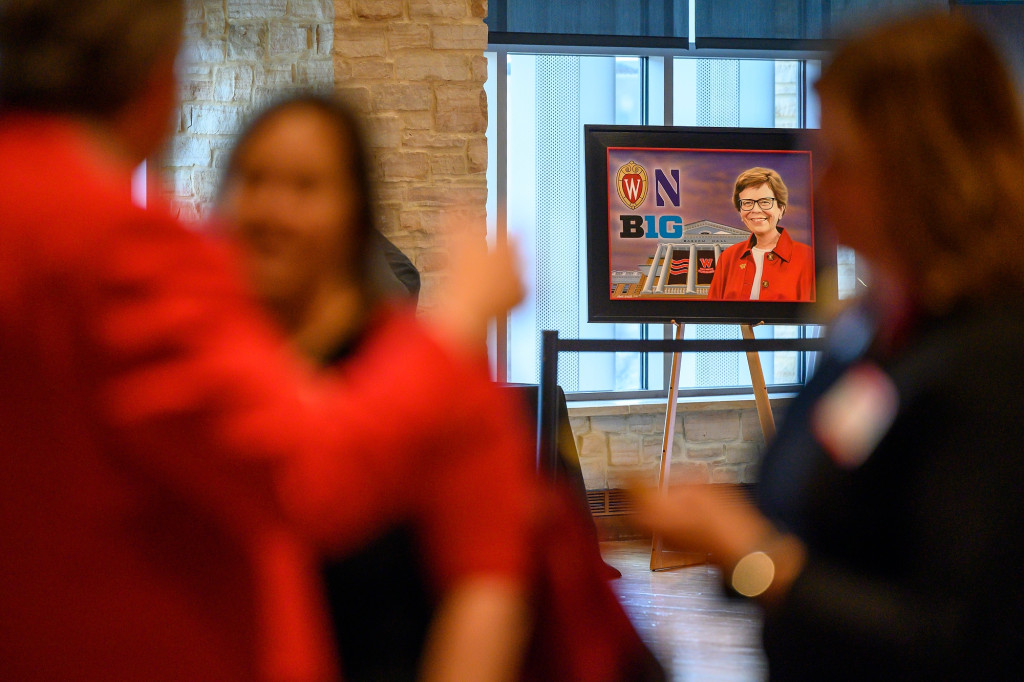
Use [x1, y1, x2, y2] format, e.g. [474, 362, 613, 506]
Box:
[894, 292, 1024, 401]
[0, 113, 123, 203]
[0, 111, 186, 269]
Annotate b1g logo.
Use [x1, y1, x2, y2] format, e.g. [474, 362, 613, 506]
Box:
[616, 161, 648, 210]
[615, 167, 685, 239]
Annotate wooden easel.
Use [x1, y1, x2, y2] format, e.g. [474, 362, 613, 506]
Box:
[650, 321, 777, 571]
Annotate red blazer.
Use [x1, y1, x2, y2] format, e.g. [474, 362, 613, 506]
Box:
[706, 227, 815, 301]
[0, 114, 534, 681]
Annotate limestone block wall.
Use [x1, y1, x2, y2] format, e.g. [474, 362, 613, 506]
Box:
[165, 0, 489, 314]
[168, 0, 334, 222]
[774, 60, 800, 128]
[332, 0, 489, 311]
[568, 397, 791, 491]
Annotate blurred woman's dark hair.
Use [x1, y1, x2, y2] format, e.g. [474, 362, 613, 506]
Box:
[816, 11, 1024, 309]
[0, 0, 184, 116]
[222, 92, 382, 293]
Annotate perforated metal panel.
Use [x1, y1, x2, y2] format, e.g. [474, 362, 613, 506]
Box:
[695, 324, 740, 387]
[697, 59, 740, 127]
[694, 60, 742, 386]
[535, 56, 581, 391]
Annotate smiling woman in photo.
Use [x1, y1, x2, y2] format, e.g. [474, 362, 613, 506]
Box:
[707, 167, 815, 301]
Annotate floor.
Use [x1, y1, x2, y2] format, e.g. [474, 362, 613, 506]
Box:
[599, 540, 768, 682]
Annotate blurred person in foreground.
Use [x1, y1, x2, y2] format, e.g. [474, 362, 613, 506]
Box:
[635, 11, 1024, 681]
[215, 93, 521, 682]
[216, 92, 665, 682]
[0, 1, 537, 680]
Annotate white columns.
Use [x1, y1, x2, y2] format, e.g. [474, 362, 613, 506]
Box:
[656, 244, 674, 293]
[642, 243, 664, 293]
[686, 243, 698, 294]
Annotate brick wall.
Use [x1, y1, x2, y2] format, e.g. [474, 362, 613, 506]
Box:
[165, 0, 489, 312]
[569, 398, 791, 491]
[774, 60, 800, 128]
[333, 0, 489, 311]
[168, 3, 781, 495]
[168, 0, 334, 222]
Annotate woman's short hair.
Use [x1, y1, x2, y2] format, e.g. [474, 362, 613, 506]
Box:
[733, 167, 789, 212]
[815, 11, 1024, 306]
[0, 0, 184, 116]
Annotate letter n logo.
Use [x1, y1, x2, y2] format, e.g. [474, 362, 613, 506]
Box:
[616, 160, 648, 210]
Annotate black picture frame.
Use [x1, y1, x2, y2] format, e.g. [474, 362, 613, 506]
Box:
[585, 124, 837, 324]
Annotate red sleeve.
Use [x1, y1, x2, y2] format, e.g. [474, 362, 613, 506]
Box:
[86, 206, 511, 553]
[707, 248, 732, 300]
[412, 380, 537, 588]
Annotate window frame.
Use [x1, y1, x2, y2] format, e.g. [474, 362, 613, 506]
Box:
[486, 40, 830, 401]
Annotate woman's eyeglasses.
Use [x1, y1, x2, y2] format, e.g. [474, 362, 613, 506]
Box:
[739, 197, 777, 211]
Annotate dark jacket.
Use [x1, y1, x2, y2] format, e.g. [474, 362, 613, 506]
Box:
[756, 296, 1024, 680]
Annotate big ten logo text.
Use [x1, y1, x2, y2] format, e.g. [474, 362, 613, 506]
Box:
[615, 162, 683, 239]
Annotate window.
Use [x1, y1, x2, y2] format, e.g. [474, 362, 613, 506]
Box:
[488, 53, 665, 394]
[132, 161, 148, 208]
[487, 47, 841, 398]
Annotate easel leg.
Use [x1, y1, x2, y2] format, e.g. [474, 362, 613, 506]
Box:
[649, 323, 777, 571]
[741, 323, 776, 442]
[650, 321, 706, 571]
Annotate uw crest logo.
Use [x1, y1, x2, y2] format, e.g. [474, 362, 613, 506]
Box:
[616, 161, 648, 210]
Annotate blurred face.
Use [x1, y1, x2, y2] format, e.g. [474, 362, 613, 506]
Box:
[737, 183, 785, 241]
[219, 106, 359, 318]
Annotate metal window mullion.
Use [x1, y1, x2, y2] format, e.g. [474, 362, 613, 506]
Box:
[797, 58, 807, 384]
[640, 56, 649, 126]
[496, 49, 509, 383]
[661, 53, 675, 394]
[796, 58, 804, 128]
[489, 41, 823, 396]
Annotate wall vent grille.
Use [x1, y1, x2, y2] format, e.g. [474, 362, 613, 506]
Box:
[587, 485, 755, 517]
[587, 489, 634, 516]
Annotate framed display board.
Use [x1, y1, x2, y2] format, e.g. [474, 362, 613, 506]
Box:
[585, 125, 836, 324]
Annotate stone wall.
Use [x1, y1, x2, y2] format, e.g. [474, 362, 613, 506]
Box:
[569, 397, 791, 491]
[774, 60, 800, 128]
[169, 0, 334, 222]
[165, 0, 489, 312]
[167, 4, 788, 497]
[332, 0, 489, 311]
